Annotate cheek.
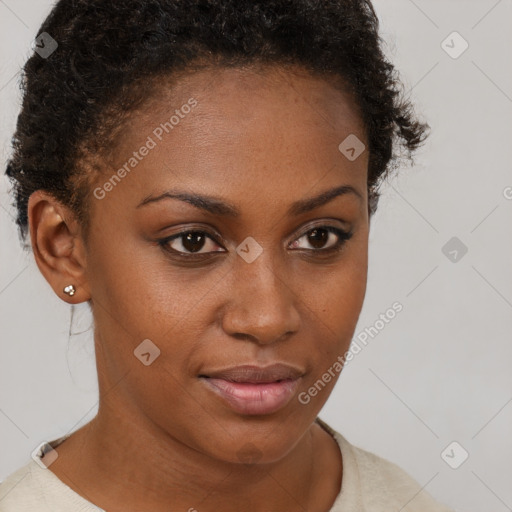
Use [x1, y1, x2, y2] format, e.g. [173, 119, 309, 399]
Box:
[86, 206, 367, 349]
[302, 240, 368, 370]
[309, 273, 366, 365]
[296, 257, 368, 409]
[88, 216, 368, 350]
[85, 227, 218, 381]
[311, 239, 368, 329]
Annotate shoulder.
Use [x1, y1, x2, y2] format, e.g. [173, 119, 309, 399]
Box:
[315, 417, 455, 512]
[0, 440, 103, 512]
[350, 444, 452, 511]
[0, 460, 42, 511]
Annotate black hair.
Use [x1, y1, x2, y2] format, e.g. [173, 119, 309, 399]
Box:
[5, 0, 429, 245]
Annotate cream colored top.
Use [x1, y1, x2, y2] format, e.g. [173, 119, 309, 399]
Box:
[0, 417, 454, 511]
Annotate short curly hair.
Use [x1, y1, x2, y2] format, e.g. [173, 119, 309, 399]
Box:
[5, 0, 428, 246]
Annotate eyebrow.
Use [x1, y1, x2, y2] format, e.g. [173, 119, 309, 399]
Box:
[136, 184, 362, 217]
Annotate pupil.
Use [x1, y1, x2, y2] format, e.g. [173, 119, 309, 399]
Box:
[183, 232, 205, 252]
[308, 228, 328, 249]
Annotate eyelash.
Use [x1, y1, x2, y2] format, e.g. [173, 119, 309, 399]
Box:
[157, 225, 353, 260]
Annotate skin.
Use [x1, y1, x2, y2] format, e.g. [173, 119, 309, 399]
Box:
[28, 64, 370, 512]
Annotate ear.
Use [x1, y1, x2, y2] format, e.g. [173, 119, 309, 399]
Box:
[27, 190, 91, 303]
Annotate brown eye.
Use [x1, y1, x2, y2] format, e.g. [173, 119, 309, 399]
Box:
[307, 228, 330, 249]
[289, 226, 352, 252]
[159, 230, 225, 255]
[181, 232, 206, 253]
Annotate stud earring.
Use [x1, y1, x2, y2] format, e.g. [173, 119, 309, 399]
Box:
[63, 284, 76, 296]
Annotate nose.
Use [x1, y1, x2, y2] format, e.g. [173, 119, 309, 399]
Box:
[220, 253, 301, 345]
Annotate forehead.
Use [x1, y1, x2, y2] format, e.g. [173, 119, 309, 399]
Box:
[138, 64, 365, 144]
[91, 64, 368, 216]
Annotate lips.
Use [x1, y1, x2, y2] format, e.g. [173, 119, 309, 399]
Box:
[199, 363, 304, 415]
[200, 363, 304, 383]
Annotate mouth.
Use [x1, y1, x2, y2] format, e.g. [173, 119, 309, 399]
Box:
[198, 364, 304, 416]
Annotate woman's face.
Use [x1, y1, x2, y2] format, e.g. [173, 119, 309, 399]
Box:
[84, 65, 369, 463]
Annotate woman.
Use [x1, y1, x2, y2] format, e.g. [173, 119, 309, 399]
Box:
[0, 0, 454, 510]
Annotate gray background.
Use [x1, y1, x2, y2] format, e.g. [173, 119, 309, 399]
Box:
[1, 1, 511, 510]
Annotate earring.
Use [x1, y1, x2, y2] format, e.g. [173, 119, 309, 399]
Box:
[63, 284, 76, 296]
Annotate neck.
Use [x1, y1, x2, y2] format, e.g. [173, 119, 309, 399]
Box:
[49, 402, 325, 512]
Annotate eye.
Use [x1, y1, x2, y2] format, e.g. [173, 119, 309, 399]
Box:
[157, 224, 352, 260]
[289, 226, 352, 253]
[158, 230, 225, 257]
